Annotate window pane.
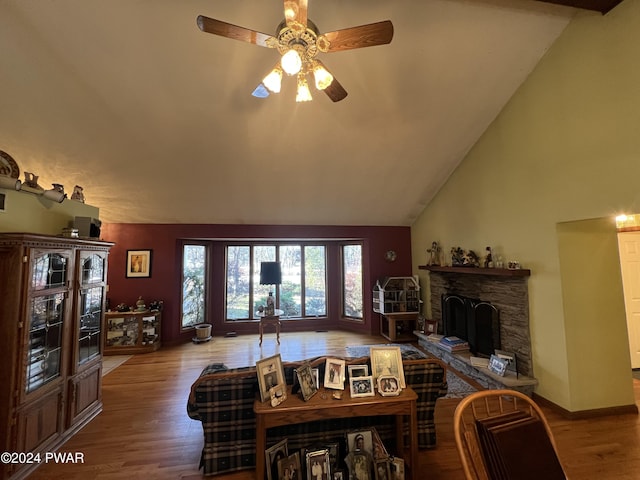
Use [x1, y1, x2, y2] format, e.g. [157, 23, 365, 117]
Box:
[253, 246, 276, 318]
[182, 245, 206, 328]
[227, 246, 251, 320]
[280, 245, 301, 317]
[343, 244, 363, 318]
[305, 246, 326, 316]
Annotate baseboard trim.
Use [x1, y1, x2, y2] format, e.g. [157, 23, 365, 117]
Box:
[533, 392, 639, 419]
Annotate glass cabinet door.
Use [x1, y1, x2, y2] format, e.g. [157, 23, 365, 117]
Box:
[78, 254, 106, 365]
[27, 252, 69, 393]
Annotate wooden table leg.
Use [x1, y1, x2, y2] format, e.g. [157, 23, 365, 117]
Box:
[259, 321, 264, 346]
[409, 398, 418, 480]
[256, 414, 266, 480]
[276, 320, 280, 344]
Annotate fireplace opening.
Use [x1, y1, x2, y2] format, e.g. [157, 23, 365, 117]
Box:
[442, 293, 500, 356]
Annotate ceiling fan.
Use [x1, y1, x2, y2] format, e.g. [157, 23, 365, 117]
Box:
[196, 0, 393, 103]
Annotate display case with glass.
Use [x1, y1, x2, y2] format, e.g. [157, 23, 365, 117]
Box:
[0, 233, 113, 480]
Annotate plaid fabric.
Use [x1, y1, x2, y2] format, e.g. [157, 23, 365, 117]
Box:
[187, 355, 447, 476]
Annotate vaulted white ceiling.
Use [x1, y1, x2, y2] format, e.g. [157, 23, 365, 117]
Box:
[0, 0, 610, 225]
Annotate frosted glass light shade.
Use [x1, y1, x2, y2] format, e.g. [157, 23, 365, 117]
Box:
[313, 65, 333, 90]
[296, 76, 312, 102]
[281, 49, 302, 75]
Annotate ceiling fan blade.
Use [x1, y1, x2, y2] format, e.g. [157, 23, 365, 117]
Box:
[314, 60, 348, 102]
[323, 76, 348, 102]
[284, 0, 308, 26]
[323, 20, 394, 52]
[196, 15, 276, 47]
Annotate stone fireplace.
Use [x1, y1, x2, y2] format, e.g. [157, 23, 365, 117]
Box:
[424, 266, 533, 377]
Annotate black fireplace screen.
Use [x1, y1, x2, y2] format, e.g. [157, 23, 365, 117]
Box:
[442, 293, 500, 356]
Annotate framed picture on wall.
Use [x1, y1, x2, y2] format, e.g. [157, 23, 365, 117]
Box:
[126, 249, 152, 278]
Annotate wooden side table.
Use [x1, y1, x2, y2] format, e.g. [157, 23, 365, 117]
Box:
[256, 309, 284, 345]
[254, 386, 418, 480]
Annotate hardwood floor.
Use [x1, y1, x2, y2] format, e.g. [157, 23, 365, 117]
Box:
[26, 330, 640, 480]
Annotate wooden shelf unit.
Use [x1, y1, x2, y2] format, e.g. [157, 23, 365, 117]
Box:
[380, 312, 419, 342]
[104, 310, 161, 355]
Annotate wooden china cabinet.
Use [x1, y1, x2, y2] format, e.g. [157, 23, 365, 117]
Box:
[0, 233, 113, 480]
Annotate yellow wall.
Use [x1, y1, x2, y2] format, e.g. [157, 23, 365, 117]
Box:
[0, 187, 99, 235]
[557, 217, 634, 410]
[411, 1, 639, 411]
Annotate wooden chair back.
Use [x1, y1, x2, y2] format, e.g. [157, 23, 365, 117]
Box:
[453, 389, 567, 480]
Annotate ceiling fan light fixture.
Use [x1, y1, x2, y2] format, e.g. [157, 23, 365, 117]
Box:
[313, 64, 333, 90]
[263, 67, 283, 93]
[281, 48, 303, 75]
[296, 75, 313, 102]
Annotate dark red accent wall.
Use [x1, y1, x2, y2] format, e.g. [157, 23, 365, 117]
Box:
[101, 223, 413, 345]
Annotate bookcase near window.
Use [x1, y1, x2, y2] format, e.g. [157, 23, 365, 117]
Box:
[0, 232, 113, 480]
[373, 276, 421, 314]
[104, 310, 161, 355]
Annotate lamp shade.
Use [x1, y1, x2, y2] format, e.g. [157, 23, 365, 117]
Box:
[260, 262, 282, 285]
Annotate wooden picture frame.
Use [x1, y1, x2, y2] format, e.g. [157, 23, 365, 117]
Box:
[324, 357, 346, 390]
[266, 438, 288, 480]
[370, 346, 406, 388]
[296, 362, 318, 401]
[377, 375, 400, 396]
[306, 448, 330, 480]
[126, 249, 152, 278]
[256, 354, 285, 402]
[350, 376, 375, 398]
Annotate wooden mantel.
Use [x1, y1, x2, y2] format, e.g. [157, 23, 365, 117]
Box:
[418, 265, 531, 277]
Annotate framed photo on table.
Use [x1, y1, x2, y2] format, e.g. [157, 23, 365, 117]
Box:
[126, 249, 152, 278]
[370, 346, 406, 388]
[377, 375, 400, 396]
[256, 354, 285, 402]
[348, 364, 369, 379]
[350, 376, 375, 398]
[306, 448, 330, 480]
[324, 358, 346, 390]
[278, 452, 301, 480]
[296, 362, 318, 401]
[266, 438, 288, 480]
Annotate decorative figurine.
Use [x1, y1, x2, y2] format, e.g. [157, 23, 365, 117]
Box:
[136, 296, 146, 311]
[463, 250, 480, 267]
[71, 185, 85, 202]
[23, 172, 42, 189]
[484, 246, 494, 268]
[451, 247, 465, 266]
[427, 241, 442, 266]
[52, 183, 65, 194]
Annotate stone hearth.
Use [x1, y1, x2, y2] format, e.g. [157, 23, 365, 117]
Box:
[415, 331, 538, 396]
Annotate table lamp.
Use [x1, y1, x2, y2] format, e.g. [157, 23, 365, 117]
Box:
[260, 261, 282, 316]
